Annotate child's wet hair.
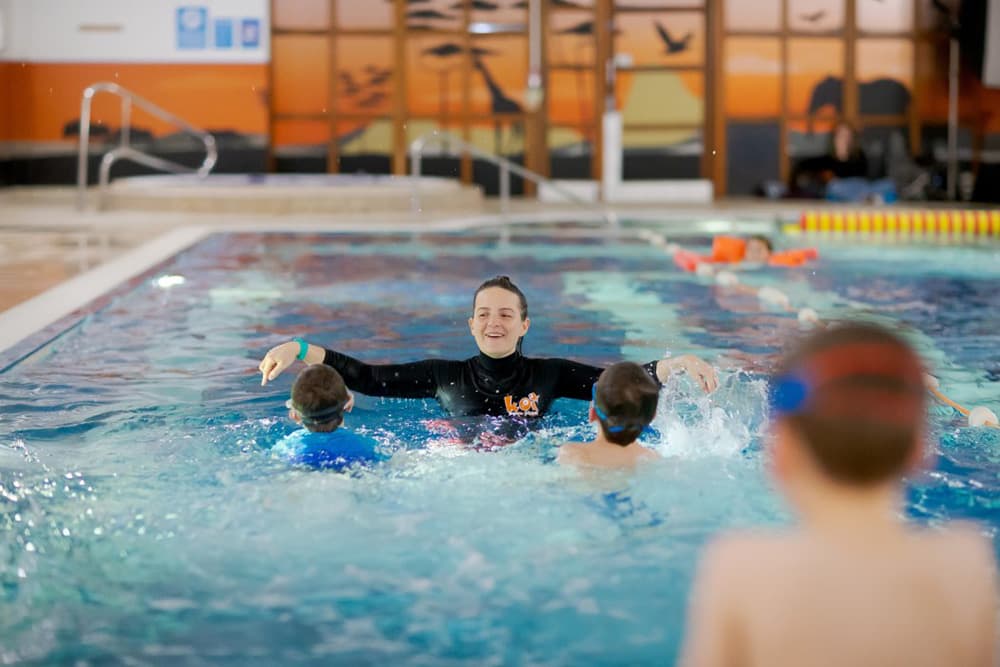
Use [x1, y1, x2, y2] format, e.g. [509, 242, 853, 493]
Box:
[773, 322, 926, 485]
[594, 361, 660, 446]
[291, 365, 349, 433]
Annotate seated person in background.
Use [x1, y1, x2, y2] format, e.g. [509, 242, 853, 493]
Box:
[558, 361, 662, 469]
[674, 235, 817, 271]
[680, 322, 997, 667]
[794, 121, 897, 203]
[273, 365, 383, 472]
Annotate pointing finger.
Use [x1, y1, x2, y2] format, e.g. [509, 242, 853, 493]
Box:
[260, 359, 275, 386]
[267, 361, 286, 382]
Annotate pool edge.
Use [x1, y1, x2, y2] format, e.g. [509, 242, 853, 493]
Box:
[0, 226, 213, 356]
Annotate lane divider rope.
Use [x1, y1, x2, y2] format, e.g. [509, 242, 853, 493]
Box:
[638, 231, 1000, 429]
[797, 209, 1000, 237]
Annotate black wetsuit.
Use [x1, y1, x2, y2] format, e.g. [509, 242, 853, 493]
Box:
[323, 348, 659, 419]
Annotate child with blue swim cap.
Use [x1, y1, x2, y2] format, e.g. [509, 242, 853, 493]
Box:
[273, 364, 383, 472]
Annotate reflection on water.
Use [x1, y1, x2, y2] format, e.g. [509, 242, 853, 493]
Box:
[0, 231, 997, 664]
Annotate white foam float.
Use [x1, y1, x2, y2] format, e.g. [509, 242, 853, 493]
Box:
[695, 263, 716, 278]
[968, 406, 999, 427]
[757, 286, 790, 308]
[797, 307, 819, 324]
[715, 270, 739, 287]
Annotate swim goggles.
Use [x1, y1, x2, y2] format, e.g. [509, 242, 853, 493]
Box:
[286, 399, 346, 427]
[591, 383, 654, 435]
[767, 341, 923, 419]
[768, 374, 810, 416]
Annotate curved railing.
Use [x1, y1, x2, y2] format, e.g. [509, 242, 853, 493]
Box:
[76, 82, 217, 211]
[409, 131, 614, 225]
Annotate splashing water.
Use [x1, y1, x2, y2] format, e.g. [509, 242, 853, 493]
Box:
[0, 230, 997, 664]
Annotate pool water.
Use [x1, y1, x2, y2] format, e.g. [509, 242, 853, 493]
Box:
[1, 229, 998, 665]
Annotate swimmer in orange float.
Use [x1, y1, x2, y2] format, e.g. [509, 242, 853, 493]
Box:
[674, 235, 818, 272]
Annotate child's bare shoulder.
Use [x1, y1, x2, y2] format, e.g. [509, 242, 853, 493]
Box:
[556, 441, 586, 463]
[637, 446, 661, 461]
[701, 529, 799, 578]
[709, 528, 797, 552]
[915, 521, 995, 572]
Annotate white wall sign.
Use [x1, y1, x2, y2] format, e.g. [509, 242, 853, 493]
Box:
[0, 0, 269, 63]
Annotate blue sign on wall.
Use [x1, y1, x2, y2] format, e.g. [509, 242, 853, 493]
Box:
[241, 18, 260, 49]
[176, 6, 208, 50]
[214, 18, 233, 49]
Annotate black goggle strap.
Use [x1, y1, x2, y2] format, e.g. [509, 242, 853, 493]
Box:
[289, 400, 346, 427]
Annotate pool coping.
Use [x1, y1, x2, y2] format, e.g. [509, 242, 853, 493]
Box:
[0, 226, 212, 357]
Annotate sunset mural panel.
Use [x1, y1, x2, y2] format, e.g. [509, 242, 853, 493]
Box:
[336, 0, 393, 30]
[786, 0, 846, 33]
[724, 38, 781, 118]
[1, 63, 267, 144]
[273, 0, 330, 30]
[272, 35, 329, 116]
[336, 37, 393, 117]
[615, 12, 704, 68]
[4, 0, 995, 192]
[725, 0, 780, 32]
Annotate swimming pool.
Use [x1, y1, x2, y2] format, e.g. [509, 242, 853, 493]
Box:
[1, 227, 997, 664]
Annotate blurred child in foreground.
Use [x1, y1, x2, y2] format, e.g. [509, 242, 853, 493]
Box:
[681, 322, 997, 666]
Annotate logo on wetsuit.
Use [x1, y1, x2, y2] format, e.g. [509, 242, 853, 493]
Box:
[504, 392, 540, 416]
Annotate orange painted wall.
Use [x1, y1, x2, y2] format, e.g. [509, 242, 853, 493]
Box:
[0, 64, 13, 140]
[3, 63, 267, 142]
[918, 53, 1000, 134]
[5, 22, 997, 146]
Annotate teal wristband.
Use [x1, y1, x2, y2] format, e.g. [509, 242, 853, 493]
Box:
[293, 337, 308, 361]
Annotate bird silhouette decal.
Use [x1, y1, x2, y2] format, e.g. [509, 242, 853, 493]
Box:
[654, 22, 692, 54]
[366, 67, 393, 87]
[424, 43, 464, 57]
[512, 0, 586, 7]
[449, 0, 499, 9]
[339, 72, 360, 97]
[556, 20, 620, 36]
[407, 9, 455, 20]
[423, 42, 497, 58]
[558, 20, 596, 35]
[799, 9, 826, 22]
[358, 91, 388, 109]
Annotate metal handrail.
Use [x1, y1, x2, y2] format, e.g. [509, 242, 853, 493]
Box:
[76, 82, 218, 211]
[409, 131, 614, 225]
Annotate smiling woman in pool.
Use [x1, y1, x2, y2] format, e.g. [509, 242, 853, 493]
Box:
[259, 275, 717, 419]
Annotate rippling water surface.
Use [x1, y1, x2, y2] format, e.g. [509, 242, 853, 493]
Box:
[1, 230, 997, 665]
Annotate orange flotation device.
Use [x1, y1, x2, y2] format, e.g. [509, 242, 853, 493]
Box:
[710, 236, 747, 263]
[768, 247, 819, 267]
[673, 248, 705, 272]
[673, 236, 818, 271]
